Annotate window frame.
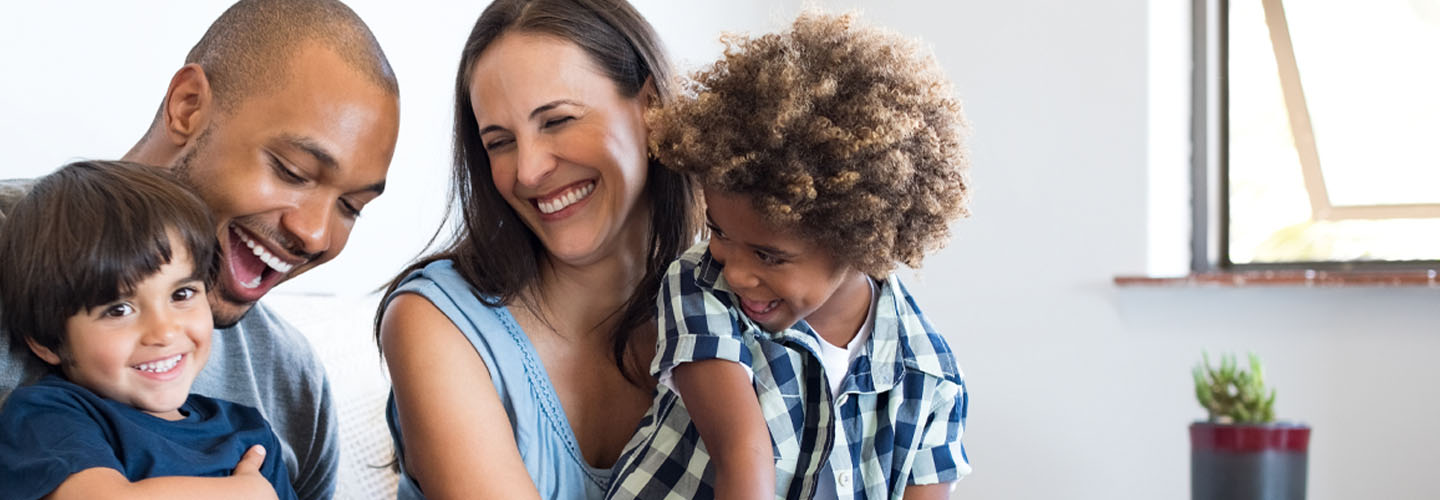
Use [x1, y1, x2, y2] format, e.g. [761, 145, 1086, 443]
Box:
[1191, 0, 1440, 273]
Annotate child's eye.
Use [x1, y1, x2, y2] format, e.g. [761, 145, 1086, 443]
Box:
[102, 303, 135, 318]
[755, 251, 785, 266]
[172, 287, 199, 302]
[706, 223, 727, 240]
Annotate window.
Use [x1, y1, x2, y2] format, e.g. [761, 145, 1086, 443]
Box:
[1194, 0, 1440, 271]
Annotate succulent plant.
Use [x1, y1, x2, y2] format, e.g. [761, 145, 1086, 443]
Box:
[1193, 352, 1276, 423]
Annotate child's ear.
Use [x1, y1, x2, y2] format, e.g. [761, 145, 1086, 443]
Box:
[25, 338, 62, 366]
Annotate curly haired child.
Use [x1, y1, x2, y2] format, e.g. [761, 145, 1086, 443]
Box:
[607, 11, 971, 500]
[0, 161, 296, 500]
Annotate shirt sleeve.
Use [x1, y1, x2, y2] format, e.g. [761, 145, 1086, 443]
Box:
[651, 256, 754, 380]
[907, 377, 971, 485]
[0, 386, 124, 500]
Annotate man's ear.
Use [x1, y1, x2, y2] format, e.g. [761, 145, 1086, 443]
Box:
[25, 338, 62, 367]
[160, 63, 215, 147]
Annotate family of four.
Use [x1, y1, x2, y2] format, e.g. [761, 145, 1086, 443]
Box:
[0, 1, 972, 499]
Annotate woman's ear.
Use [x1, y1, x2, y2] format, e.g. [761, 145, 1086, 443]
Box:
[25, 338, 62, 367]
[639, 75, 660, 109]
[160, 63, 215, 148]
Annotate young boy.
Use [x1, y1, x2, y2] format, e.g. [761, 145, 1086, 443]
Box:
[607, 12, 972, 500]
[0, 161, 297, 500]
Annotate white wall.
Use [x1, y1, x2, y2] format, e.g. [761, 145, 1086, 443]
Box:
[5, 1, 1440, 499]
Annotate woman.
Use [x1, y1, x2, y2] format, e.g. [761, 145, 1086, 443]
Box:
[375, 0, 700, 498]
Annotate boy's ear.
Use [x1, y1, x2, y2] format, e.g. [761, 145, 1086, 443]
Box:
[25, 338, 62, 366]
[160, 63, 215, 148]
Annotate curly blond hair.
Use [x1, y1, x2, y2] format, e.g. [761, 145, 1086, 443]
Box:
[650, 11, 970, 276]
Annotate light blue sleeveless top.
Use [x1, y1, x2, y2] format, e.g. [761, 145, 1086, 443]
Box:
[386, 259, 611, 499]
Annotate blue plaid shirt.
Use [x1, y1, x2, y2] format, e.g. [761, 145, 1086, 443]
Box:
[608, 244, 969, 500]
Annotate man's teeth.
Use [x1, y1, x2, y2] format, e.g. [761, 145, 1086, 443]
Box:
[538, 182, 595, 215]
[134, 354, 182, 373]
[236, 230, 295, 273]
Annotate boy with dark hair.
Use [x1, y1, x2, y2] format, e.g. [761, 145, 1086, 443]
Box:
[608, 12, 972, 499]
[0, 161, 297, 500]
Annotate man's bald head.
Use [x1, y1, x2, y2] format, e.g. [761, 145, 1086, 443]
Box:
[184, 0, 398, 112]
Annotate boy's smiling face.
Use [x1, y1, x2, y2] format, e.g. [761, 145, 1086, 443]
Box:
[704, 189, 871, 339]
[27, 236, 213, 421]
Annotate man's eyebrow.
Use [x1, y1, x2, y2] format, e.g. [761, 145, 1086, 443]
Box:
[279, 134, 339, 170]
[278, 134, 386, 195]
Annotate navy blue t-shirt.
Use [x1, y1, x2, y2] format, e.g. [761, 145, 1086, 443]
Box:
[0, 375, 297, 500]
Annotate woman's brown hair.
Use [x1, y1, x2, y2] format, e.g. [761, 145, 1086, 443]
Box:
[376, 0, 700, 384]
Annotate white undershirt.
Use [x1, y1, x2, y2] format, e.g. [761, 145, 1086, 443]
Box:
[814, 277, 879, 499]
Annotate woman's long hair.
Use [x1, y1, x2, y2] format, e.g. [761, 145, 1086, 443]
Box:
[376, 0, 700, 384]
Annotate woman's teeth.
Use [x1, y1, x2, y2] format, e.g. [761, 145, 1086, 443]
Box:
[237, 230, 295, 273]
[134, 354, 182, 373]
[538, 182, 595, 215]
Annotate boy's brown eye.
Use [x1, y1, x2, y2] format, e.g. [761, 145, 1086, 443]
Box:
[103, 303, 134, 318]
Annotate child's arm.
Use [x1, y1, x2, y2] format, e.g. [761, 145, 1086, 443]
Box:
[902, 482, 954, 500]
[45, 445, 278, 500]
[672, 359, 773, 500]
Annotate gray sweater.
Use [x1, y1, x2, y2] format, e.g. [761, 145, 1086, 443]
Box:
[0, 178, 339, 499]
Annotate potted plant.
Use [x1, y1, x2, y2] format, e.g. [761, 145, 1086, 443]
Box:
[1191, 353, 1310, 500]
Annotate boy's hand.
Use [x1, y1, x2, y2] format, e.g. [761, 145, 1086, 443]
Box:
[231, 445, 280, 500]
[45, 445, 279, 500]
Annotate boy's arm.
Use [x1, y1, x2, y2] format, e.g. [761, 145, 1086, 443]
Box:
[672, 359, 773, 500]
[902, 482, 954, 500]
[45, 445, 278, 500]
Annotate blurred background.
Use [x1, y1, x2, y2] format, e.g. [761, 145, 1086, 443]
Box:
[3, 1, 1439, 498]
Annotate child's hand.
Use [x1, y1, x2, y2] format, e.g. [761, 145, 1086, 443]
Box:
[231, 445, 280, 500]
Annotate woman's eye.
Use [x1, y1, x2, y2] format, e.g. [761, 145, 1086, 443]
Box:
[543, 116, 574, 128]
[483, 137, 514, 152]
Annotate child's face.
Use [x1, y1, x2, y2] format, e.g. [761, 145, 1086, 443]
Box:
[704, 189, 871, 336]
[29, 240, 213, 421]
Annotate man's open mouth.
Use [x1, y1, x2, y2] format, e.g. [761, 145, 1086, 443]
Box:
[224, 225, 298, 299]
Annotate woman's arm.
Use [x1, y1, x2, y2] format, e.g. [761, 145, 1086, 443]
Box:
[380, 293, 541, 500]
[672, 359, 773, 500]
[46, 445, 278, 500]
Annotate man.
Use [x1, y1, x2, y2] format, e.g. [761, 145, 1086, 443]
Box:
[0, 1, 400, 498]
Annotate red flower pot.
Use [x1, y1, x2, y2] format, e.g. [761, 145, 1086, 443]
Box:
[1190, 422, 1310, 500]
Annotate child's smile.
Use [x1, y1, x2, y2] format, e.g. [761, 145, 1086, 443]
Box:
[28, 233, 214, 421]
[704, 189, 872, 345]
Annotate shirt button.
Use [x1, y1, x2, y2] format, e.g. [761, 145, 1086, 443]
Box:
[837, 471, 852, 488]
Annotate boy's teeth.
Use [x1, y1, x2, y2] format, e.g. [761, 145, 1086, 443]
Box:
[236, 230, 295, 273]
[134, 354, 182, 373]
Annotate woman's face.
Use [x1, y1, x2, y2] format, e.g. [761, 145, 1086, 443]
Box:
[469, 32, 653, 267]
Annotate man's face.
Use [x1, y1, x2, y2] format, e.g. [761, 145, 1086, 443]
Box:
[176, 45, 399, 327]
